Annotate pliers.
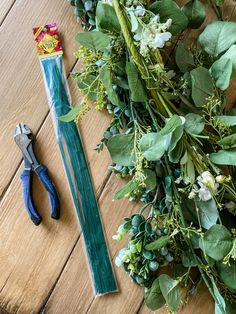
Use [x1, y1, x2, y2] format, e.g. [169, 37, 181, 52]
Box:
[14, 123, 60, 225]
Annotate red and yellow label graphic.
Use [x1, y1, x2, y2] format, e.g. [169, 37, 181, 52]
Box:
[33, 23, 63, 59]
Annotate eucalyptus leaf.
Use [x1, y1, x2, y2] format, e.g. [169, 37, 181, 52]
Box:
[159, 274, 180, 312]
[75, 31, 110, 50]
[140, 133, 165, 161]
[113, 179, 139, 200]
[216, 261, 236, 290]
[149, 0, 188, 34]
[96, 2, 121, 34]
[198, 21, 236, 56]
[145, 235, 170, 251]
[59, 106, 83, 122]
[107, 134, 136, 166]
[218, 134, 236, 149]
[190, 67, 214, 107]
[160, 115, 183, 136]
[196, 198, 219, 229]
[217, 115, 236, 126]
[143, 169, 157, 191]
[210, 149, 236, 166]
[77, 74, 98, 100]
[175, 43, 194, 73]
[210, 58, 233, 91]
[219, 44, 236, 75]
[184, 113, 205, 134]
[125, 62, 148, 102]
[200, 224, 232, 261]
[168, 138, 184, 163]
[181, 250, 197, 267]
[211, 278, 227, 314]
[99, 65, 121, 107]
[182, 0, 206, 29]
[168, 125, 184, 154]
[144, 278, 166, 310]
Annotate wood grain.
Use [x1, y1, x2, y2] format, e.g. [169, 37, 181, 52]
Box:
[0, 0, 79, 196]
[0, 101, 111, 313]
[0, 0, 15, 23]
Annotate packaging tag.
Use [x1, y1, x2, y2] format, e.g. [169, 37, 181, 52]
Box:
[33, 23, 63, 59]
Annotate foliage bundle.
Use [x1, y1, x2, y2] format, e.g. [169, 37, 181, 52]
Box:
[65, 0, 236, 312]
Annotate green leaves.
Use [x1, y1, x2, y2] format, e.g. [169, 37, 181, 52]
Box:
[210, 149, 236, 166]
[145, 275, 180, 311]
[217, 261, 236, 290]
[99, 65, 121, 106]
[113, 179, 139, 200]
[200, 225, 232, 261]
[210, 45, 236, 90]
[59, 106, 83, 122]
[144, 278, 166, 310]
[149, 0, 188, 34]
[160, 115, 183, 135]
[190, 67, 214, 107]
[196, 199, 219, 229]
[159, 275, 180, 312]
[107, 134, 136, 166]
[199, 21, 236, 57]
[218, 134, 236, 149]
[145, 235, 170, 251]
[75, 31, 110, 50]
[77, 74, 98, 100]
[217, 115, 236, 126]
[125, 62, 148, 102]
[175, 43, 194, 73]
[182, 0, 206, 29]
[140, 133, 165, 161]
[184, 113, 205, 134]
[96, 2, 121, 34]
[210, 58, 233, 91]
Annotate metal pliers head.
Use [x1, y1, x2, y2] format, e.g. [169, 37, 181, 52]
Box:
[14, 123, 60, 225]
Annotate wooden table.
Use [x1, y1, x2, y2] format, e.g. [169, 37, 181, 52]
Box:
[0, 1, 235, 313]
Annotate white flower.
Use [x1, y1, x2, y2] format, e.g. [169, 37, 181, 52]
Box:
[197, 171, 218, 191]
[115, 248, 130, 267]
[134, 32, 141, 41]
[188, 190, 196, 199]
[150, 15, 160, 23]
[134, 5, 145, 17]
[154, 32, 172, 48]
[215, 175, 231, 184]
[198, 186, 212, 201]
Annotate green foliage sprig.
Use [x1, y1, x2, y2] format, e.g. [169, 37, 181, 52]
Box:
[66, 0, 236, 312]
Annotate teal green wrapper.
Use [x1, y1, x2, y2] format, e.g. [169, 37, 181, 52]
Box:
[40, 55, 118, 295]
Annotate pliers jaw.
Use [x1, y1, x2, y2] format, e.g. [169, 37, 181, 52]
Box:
[14, 123, 60, 225]
[14, 123, 39, 170]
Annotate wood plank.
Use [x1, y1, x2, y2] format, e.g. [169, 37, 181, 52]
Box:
[0, 0, 15, 24]
[0, 97, 111, 313]
[0, 0, 80, 196]
[43, 174, 143, 314]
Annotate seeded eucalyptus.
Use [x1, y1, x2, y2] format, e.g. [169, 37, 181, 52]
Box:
[66, 0, 236, 312]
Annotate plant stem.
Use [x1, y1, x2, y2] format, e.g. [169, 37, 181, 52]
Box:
[113, 0, 170, 117]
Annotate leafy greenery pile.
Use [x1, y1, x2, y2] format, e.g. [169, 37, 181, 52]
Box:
[64, 0, 236, 312]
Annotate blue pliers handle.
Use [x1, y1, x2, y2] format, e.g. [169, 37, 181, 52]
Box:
[14, 123, 60, 225]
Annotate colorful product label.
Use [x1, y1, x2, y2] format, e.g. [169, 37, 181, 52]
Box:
[33, 23, 63, 59]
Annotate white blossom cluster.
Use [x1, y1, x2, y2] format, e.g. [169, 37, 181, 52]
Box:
[128, 5, 172, 56]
